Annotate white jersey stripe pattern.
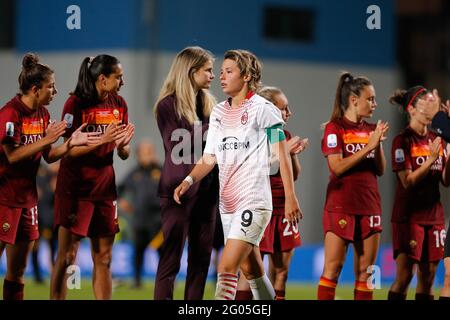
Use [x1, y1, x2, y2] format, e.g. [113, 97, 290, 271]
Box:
[204, 94, 284, 214]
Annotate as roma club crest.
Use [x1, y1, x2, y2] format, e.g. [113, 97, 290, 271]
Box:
[241, 110, 248, 125]
[2, 222, 10, 232]
[409, 240, 417, 249]
[113, 109, 120, 119]
[338, 219, 347, 229]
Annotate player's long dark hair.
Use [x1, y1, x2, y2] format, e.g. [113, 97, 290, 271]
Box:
[18, 53, 54, 94]
[73, 54, 120, 102]
[330, 72, 372, 122]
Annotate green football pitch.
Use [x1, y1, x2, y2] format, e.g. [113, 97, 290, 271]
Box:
[0, 278, 424, 300]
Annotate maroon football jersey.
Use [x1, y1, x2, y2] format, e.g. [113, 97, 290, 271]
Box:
[270, 130, 291, 215]
[55, 94, 128, 200]
[321, 117, 381, 215]
[0, 95, 50, 207]
[391, 127, 446, 224]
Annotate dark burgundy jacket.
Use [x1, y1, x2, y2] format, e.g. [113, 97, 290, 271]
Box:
[156, 95, 218, 199]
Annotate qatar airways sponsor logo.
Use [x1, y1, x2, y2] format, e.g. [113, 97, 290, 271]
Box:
[345, 143, 375, 158]
[21, 134, 43, 145]
[85, 123, 109, 133]
[416, 155, 443, 170]
[218, 136, 250, 152]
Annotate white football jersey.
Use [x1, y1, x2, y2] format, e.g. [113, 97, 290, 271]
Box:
[204, 93, 284, 214]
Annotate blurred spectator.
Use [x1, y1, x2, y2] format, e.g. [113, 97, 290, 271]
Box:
[118, 139, 162, 289]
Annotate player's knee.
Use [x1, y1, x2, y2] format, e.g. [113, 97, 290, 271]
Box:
[7, 264, 26, 280]
[93, 251, 113, 269]
[240, 266, 264, 280]
[63, 250, 77, 267]
[395, 269, 413, 289]
[419, 269, 436, 286]
[323, 262, 344, 280]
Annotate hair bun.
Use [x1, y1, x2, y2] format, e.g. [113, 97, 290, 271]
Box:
[22, 53, 39, 70]
[344, 74, 353, 83]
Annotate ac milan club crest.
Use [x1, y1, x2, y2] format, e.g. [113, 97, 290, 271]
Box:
[241, 110, 248, 125]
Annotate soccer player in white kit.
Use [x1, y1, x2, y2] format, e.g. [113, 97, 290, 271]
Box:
[174, 49, 301, 300]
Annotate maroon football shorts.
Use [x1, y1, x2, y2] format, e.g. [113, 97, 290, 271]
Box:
[55, 195, 119, 238]
[323, 210, 382, 241]
[0, 204, 39, 244]
[392, 222, 445, 262]
[259, 210, 301, 254]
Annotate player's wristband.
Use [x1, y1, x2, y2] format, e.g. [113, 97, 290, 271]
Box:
[183, 175, 194, 186]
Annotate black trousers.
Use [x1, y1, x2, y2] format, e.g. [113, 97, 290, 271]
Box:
[133, 227, 160, 287]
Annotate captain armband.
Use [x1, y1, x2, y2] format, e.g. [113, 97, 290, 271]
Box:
[266, 124, 286, 144]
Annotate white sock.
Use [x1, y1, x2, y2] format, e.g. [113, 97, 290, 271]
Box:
[248, 274, 276, 300]
[215, 273, 238, 300]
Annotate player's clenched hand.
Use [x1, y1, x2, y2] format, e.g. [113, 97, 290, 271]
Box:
[173, 181, 191, 204]
[69, 123, 102, 147]
[284, 195, 302, 225]
[101, 121, 126, 144]
[45, 120, 67, 144]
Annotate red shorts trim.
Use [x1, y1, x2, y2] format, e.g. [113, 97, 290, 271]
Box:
[392, 223, 446, 262]
[259, 214, 301, 254]
[54, 195, 119, 238]
[0, 204, 39, 244]
[323, 211, 382, 241]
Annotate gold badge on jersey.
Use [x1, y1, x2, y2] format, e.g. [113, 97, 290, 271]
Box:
[409, 240, 417, 249]
[2, 222, 10, 232]
[338, 219, 347, 229]
[113, 109, 120, 119]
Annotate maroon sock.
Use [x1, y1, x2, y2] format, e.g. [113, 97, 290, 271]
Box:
[3, 279, 24, 300]
[415, 293, 434, 300]
[235, 290, 253, 300]
[318, 277, 337, 300]
[275, 290, 285, 300]
[354, 289, 373, 300]
[354, 281, 373, 300]
[387, 290, 407, 300]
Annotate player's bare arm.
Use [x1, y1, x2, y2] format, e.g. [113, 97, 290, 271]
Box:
[65, 121, 127, 158]
[2, 120, 67, 164]
[173, 153, 216, 204]
[44, 122, 102, 163]
[272, 139, 302, 224]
